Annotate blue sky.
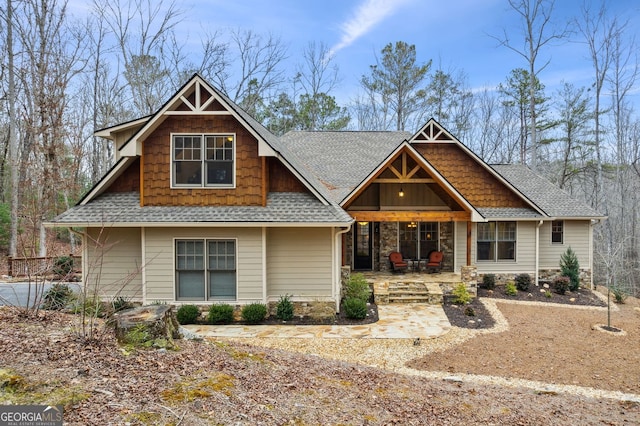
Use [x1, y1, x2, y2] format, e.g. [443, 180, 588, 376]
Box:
[72, 0, 640, 105]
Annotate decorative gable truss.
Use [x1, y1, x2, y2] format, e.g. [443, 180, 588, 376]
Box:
[81, 74, 333, 208]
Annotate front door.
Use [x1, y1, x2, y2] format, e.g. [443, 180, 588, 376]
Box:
[354, 222, 373, 270]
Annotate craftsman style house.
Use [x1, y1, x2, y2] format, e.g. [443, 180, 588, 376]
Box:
[49, 74, 604, 310]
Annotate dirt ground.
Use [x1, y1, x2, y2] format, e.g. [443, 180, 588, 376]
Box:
[1, 292, 639, 424]
[412, 293, 640, 395]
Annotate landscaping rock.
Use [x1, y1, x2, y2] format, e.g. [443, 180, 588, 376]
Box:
[111, 305, 180, 346]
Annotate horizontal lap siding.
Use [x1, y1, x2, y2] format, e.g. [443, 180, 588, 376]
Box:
[473, 221, 536, 274]
[266, 228, 333, 297]
[539, 221, 591, 269]
[455, 222, 467, 272]
[85, 228, 142, 300]
[144, 228, 263, 302]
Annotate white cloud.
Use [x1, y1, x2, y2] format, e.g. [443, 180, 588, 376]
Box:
[329, 0, 411, 57]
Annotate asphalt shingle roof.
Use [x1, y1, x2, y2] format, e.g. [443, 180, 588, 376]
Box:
[491, 164, 604, 219]
[279, 131, 411, 203]
[51, 192, 353, 225]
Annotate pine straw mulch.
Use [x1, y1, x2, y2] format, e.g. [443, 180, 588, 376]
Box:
[1, 306, 638, 425]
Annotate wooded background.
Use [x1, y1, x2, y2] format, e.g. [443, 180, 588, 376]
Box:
[0, 0, 637, 296]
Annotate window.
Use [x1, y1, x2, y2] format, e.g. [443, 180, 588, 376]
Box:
[172, 134, 235, 187]
[551, 220, 563, 244]
[477, 221, 516, 261]
[176, 239, 236, 301]
[399, 222, 439, 259]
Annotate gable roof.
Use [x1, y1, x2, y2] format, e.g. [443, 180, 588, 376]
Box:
[80, 74, 336, 208]
[492, 164, 605, 219]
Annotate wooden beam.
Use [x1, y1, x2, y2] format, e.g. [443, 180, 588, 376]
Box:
[349, 210, 470, 222]
[374, 178, 435, 183]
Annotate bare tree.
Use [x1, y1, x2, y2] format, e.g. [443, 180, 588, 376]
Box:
[213, 29, 287, 117]
[100, 0, 184, 115]
[576, 1, 620, 212]
[493, 0, 569, 170]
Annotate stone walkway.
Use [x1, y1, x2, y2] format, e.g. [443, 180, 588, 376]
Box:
[183, 303, 451, 339]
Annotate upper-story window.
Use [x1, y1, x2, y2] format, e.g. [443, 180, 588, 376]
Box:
[172, 134, 235, 188]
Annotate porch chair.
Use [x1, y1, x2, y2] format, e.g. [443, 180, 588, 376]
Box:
[389, 251, 409, 273]
[426, 251, 444, 273]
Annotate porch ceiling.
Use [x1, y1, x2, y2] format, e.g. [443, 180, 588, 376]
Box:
[349, 210, 470, 222]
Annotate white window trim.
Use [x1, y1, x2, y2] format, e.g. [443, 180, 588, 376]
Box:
[476, 221, 517, 263]
[173, 237, 239, 302]
[170, 132, 237, 189]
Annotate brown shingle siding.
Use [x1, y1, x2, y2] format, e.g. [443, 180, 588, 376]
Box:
[142, 115, 264, 206]
[414, 143, 528, 208]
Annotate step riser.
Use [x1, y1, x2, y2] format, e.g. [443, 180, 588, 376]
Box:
[375, 281, 443, 305]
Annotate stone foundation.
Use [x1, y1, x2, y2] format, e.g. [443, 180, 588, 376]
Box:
[539, 268, 592, 287]
[440, 265, 478, 297]
[267, 300, 335, 321]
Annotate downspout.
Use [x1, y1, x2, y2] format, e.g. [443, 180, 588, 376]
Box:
[334, 224, 352, 313]
[262, 227, 267, 304]
[535, 220, 543, 285]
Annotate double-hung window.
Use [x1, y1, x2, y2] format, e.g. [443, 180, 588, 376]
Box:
[477, 221, 516, 261]
[551, 220, 564, 244]
[172, 134, 235, 187]
[176, 239, 237, 301]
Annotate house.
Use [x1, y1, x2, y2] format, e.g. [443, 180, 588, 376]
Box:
[47, 74, 604, 312]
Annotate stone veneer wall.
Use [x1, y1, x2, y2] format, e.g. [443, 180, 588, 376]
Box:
[439, 221, 454, 271]
[478, 269, 592, 288]
[344, 229, 353, 269]
[379, 221, 399, 272]
[539, 268, 592, 288]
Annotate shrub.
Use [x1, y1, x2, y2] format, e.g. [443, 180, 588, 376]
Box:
[208, 304, 235, 324]
[452, 283, 472, 305]
[611, 286, 628, 304]
[241, 303, 267, 324]
[481, 274, 496, 290]
[177, 305, 200, 324]
[515, 274, 531, 291]
[343, 297, 367, 320]
[560, 247, 580, 291]
[276, 294, 294, 321]
[111, 296, 134, 313]
[553, 276, 570, 295]
[464, 306, 475, 317]
[505, 281, 517, 296]
[53, 256, 74, 278]
[344, 273, 371, 303]
[545, 290, 552, 298]
[42, 283, 75, 310]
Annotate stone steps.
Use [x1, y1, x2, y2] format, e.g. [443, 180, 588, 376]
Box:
[374, 280, 443, 305]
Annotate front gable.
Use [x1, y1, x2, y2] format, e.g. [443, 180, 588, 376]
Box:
[410, 120, 537, 211]
[87, 74, 319, 208]
[343, 143, 482, 222]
